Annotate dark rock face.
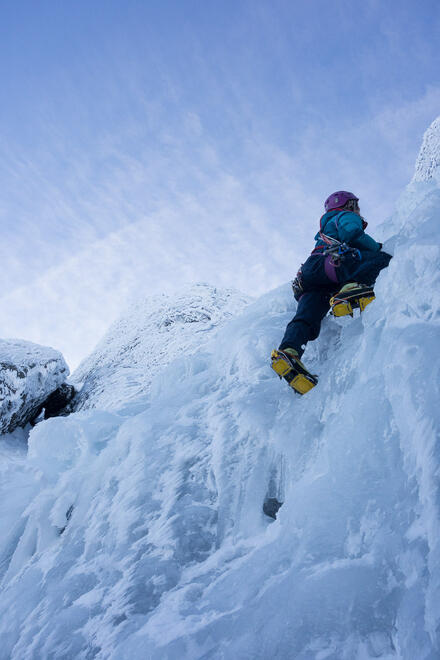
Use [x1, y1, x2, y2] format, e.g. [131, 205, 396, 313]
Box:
[263, 498, 283, 520]
[30, 383, 77, 425]
[42, 383, 76, 419]
[0, 339, 70, 434]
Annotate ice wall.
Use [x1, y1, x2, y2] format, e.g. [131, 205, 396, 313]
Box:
[0, 118, 439, 659]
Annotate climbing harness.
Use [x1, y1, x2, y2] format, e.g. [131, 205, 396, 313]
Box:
[320, 233, 361, 266]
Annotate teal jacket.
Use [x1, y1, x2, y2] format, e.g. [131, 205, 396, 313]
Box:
[314, 210, 381, 252]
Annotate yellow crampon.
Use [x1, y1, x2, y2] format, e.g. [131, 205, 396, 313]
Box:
[330, 293, 375, 317]
[270, 350, 293, 377]
[270, 350, 317, 395]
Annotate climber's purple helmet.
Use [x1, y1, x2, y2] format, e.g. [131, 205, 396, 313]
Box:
[324, 191, 359, 212]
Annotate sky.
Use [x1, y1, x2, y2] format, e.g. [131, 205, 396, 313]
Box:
[1, 0, 439, 369]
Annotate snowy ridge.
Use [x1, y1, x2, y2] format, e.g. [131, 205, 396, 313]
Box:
[0, 125, 439, 658]
[72, 283, 251, 413]
[413, 115, 440, 183]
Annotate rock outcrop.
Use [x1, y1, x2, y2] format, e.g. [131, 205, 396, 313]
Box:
[0, 339, 70, 434]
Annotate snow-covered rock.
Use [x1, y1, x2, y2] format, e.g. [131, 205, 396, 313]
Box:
[0, 340, 69, 434]
[0, 122, 439, 659]
[72, 283, 251, 413]
[413, 115, 440, 183]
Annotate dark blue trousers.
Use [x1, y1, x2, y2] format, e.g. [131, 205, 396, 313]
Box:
[279, 250, 391, 356]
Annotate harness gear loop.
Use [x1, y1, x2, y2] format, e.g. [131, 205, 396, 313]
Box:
[292, 266, 304, 301]
[319, 233, 361, 266]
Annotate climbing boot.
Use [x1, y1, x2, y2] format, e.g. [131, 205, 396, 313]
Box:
[330, 282, 375, 317]
[270, 348, 318, 395]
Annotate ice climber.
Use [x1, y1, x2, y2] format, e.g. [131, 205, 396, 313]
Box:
[271, 191, 392, 394]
